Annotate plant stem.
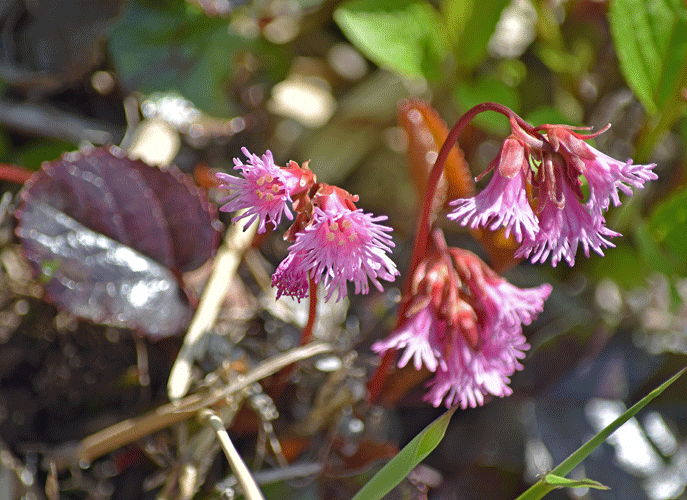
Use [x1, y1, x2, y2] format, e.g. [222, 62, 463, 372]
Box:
[300, 278, 318, 345]
[366, 349, 396, 404]
[405, 102, 529, 299]
[0, 164, 33, 184]
[271, 279, 319, 399]
[201, 409, 265, 500]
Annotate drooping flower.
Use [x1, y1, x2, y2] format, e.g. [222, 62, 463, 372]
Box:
[448, 121, 657, 267]
[372, 305, 445, 372]
[424, 322, 529, 409]
[218, 148, 399, 303]
[514, 155, 620, 267]
[373, 234, 552, 409]
[216, 148, 311, 233]
[448, 137, 538, 243]
[283, 187, 399, 302]
[271, 251, 309, 301]
[541, 125, 658, 216]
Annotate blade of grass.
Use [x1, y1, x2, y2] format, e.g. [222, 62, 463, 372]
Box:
[351, 406, 457, 500]
[516, 366, 687, 500]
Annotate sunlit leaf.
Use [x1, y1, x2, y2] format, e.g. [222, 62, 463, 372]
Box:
[333, 0, 449, 80]
[543, 473, 609, 490]
[16, 146, 220, 337]
[443, 0, 509, 69]
[608, 0, 687, 115]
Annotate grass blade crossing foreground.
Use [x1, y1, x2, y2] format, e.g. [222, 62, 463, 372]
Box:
[516, 366, 687, 500]
[351, 406, 457, 500]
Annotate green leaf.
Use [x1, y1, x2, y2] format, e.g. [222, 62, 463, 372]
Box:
[608, 0, 687, 115]
[333, 0, 449, 80]
[641, 186, 687, 274]
[588, 243, 649, 288]
[443, 0, 509, 69]
[108, 2, 243, 116]
[351, 407, 456, 500]
[515, 367, 687, 500]
[453, 74, 520, 134]
[543, 474, 609, 490]
[524, 106, 577, 128]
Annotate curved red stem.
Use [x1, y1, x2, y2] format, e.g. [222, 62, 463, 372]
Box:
[404, 103, 529, 298]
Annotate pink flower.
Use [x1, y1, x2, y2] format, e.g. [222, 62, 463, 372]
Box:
[447, 122, 657, 267]
[483, 281, 553, 329]
[422, 268, 550, 409]
[515, 173, 619, 267]
[585, 155, 657, 216]
[374, 243, 552, 409]
[217, 148, 299, 233]
[424, 325, 529, 409]
[372, 305, 445, 372]
[271, 251, 309, 301]
[448, 137, 538, 243]
[543, 126, 657, 217]
[285, 194, 398, 301]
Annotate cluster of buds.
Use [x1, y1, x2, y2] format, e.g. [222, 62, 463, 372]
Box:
[216, 148, 399, 302]
[449, 120, 657, 266]
[373, 230, 551, 409]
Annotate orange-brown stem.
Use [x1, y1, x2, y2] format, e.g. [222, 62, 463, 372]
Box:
[0, 164, 33, 185]
[300, 278, 318, 346]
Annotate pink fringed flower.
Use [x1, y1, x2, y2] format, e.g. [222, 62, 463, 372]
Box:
[373, 237, 552, 409]
[424, 323, 529, 409]
[217, 148, 305, 233]
[285, 188, 399, 302]
[448, 122, 657, 267]
[515, 178, 619, 267]
[542, 125, 659, 216]
[372, 305, 444, 372]
[271, 251, 309, 301]
[448, 137, 538, 243]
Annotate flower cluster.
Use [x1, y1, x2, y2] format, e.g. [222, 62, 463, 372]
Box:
[373, 231, 552, 409]
[448, 122, 657, 266]
[219, 106, 657, 411]
[217, 149, 398, 302]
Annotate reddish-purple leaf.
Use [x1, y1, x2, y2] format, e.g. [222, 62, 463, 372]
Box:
[15, 146, 221, 338]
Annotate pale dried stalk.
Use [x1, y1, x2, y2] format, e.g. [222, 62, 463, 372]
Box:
[71, 342, 332, 468]
[201, 409, 265, 500]
[168, 216, 258, 401]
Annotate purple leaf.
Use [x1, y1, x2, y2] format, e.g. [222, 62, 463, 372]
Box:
[15, 146, 221, 337]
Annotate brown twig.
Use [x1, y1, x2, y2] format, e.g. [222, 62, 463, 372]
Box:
[62, 342, 333, 469]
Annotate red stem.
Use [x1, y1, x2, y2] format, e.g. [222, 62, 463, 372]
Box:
[367, 102, 528, 404]
[300, 278, 318, 346]
[270, 278, 318, 400]
[0, 164, 33, 185]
